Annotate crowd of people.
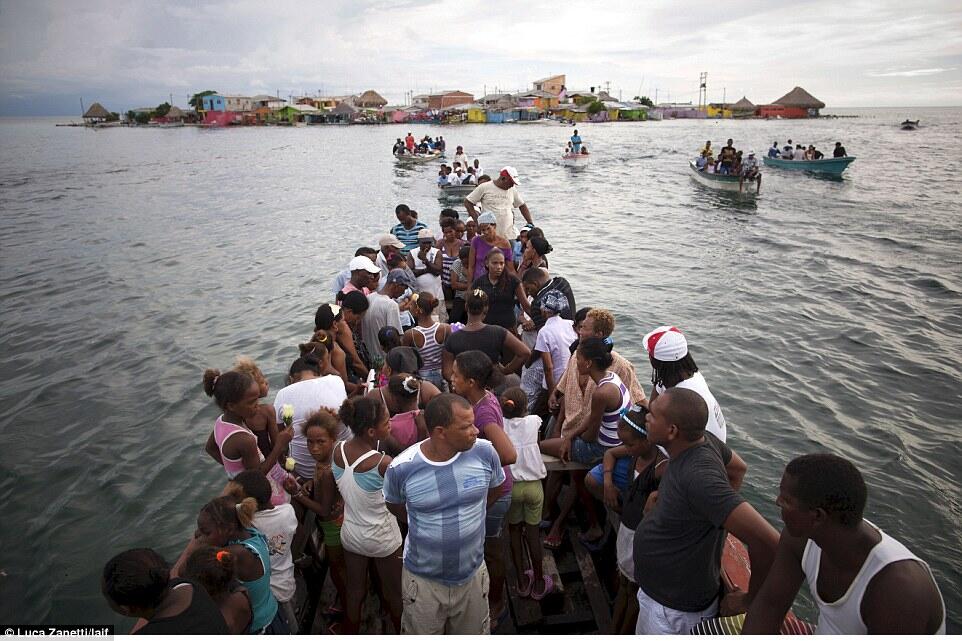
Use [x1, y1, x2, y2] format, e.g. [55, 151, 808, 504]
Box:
[437, 148, 484, 187]
[767, 138, 846, 160]
[393, 132, 446, 156]
[564, 129, 589, 156]
[101, 165, 946, 635]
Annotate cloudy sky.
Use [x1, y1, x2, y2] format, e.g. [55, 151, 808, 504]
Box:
[1, 0, 960, 115]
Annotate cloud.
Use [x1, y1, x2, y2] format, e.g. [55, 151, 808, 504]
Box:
[868, 67, 955, 77]
[1, 0, 960, 115]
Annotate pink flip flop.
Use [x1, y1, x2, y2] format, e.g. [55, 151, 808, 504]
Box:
[518, 569, 534, 597]
[531, 574, 554, 601]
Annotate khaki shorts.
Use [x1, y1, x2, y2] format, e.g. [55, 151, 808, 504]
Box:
[400, 563, 490, 635]
[507, 480, 544, 526]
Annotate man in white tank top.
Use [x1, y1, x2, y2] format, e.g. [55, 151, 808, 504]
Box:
[743, 453, 946, 634]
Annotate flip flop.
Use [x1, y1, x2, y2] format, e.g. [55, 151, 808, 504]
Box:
[517, 569, 534, 598]
[543, 532, 563, 550]
[538, 519, 552, 531]
[578, 532, 605, 553]
[531, 574, 555, 601]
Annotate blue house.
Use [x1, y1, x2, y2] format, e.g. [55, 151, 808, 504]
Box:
[201, 94, 227, 112]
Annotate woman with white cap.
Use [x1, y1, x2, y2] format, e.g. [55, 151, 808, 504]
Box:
[643, 325, 727, 441]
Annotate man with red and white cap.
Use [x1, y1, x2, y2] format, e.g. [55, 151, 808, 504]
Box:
[642, 325, 727, 442]
[463, 166, 533, 240]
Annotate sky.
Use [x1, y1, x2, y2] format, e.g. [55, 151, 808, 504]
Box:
[0, 0, 960, 116]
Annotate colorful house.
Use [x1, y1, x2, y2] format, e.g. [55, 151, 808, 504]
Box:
[532, 74, 565, 95]
[201, 94, 227, 112]
[275, 104, 321, 123]
[428, 91, 475, 109]
[759, 87, 825, 118]
[515, 90, 559, 111]
[705, 103, 733, 118]
[467, 105, 487, 123]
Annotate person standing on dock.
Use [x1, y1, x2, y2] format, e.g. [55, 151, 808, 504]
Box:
[389, 204, 427, 255]
[463, 166, 533, 241]
[384, 393, 506, 635]
[743, 453, 946, 634]
[633, 387, 778, 635]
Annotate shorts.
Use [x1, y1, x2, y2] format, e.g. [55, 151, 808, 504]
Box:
[570, 437, 606, 465]
[507, 480, 544, 526]
[485, 491, 512, 538]
[589, 457, 632, 491]
[318, 518, 342, 548]
[419, 369, 447, 392]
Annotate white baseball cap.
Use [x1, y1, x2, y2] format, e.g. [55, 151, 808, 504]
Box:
[348, 256, 381, 274]
[642, 326, 688, 362]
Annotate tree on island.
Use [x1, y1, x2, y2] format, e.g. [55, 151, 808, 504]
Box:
[153, 102, 171, 117]
[189, 90, 218, 109]
[587, 100, 605, 115]
[633, 95, 654, 107]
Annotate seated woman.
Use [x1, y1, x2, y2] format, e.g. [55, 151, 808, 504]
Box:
[182, 546, 253, 634]
[580, 144, 589, 155]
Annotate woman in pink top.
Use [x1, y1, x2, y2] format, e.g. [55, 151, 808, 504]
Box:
[203, 368, 294, 505]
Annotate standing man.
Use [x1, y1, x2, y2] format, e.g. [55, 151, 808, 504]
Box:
[633, 388, 779, 635]
[570, 129, 582, 153]
[453, 145, 468, 169]
[743, 453, 945, 634]
[718, 138, 736, 174]
[362, 275, 403, 367]
[405, 132, 415, 152]
[833, 141, 847, 158]
[340, 255, 381, 296]
[384, 393, 506, 635]
[463, 166, 533, 241]
[389, 204, 428, 255]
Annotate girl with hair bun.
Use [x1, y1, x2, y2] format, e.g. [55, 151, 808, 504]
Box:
[183, 546, 253, 634]
[381, 374, 428, 453]
[540, 336, 631, 548]
[232, 356, 279, 459]
[332, 396, 403, 633]
[202, 367, 294, 507]
[403, 292, 451, 391]
[173, 496, 287, 633]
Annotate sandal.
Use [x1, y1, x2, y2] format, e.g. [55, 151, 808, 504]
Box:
[578, 531, 605, 553]
[531, 574, 555, 601]
[543, 532, 563, 550]
[517, 569, 534, 598]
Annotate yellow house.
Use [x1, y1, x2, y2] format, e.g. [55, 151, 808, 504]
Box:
[705, 103, 733, 118]
[467, 107, 486, 123]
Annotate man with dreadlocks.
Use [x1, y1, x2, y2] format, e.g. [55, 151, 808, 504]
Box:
[642, 325, 727, 442]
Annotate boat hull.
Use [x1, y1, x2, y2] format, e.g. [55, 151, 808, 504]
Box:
[395, 151, 442, 164]
[689, 161, 759, 193]
[762, 155, 855, 175]
[438, 184, 475, 198]
[563, 153, 590, 168]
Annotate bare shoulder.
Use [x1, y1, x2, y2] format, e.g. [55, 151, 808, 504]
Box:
[863, 558, 944, 633]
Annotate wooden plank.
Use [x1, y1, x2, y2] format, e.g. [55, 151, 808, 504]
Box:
[569, 526, 612, 632]
[504, 553, 544, 629]
[541, 609, 596, 628]
[541, 547, 564, 594]
[543, 453, 591, 472]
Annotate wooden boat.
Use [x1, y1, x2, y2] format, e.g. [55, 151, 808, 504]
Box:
[563, 153, 590, 168]
[901, 119, 920, 130]
[762, 155, 855, 176]
[395, 150, 442, 164]
[437, 183, 476, 198]
[689, 161, 760, 194]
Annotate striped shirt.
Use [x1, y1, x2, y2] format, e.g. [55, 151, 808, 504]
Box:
[440, 241, 463, 287]
[390, 221, 428, 255]
[598, 371, 631, 448]
[413, 322, 444, 373]
[384, 439, 505, 585]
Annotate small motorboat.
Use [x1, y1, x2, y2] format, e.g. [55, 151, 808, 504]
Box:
[395, 150, 442, 163]
[762, 155, 856, 176]
[689, 160, 760, 194]
[900, 119, 920, 130]
[437, 183, 476, 199]
[563, 152, 590, 168]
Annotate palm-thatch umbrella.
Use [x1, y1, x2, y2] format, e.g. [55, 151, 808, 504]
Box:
[773, 87, 825, 109]
[732, 96, 755, 112]
[356, 90, 387, 108]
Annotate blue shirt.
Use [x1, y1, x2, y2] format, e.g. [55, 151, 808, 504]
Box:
[570, 135, 582, 152]
[331, 268, 351, 296]
[384, 439, 505, 585]
[768, 146, 779, 158]
[390, 221, 428, 255]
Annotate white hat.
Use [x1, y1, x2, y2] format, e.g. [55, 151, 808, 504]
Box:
[500, 166, 521, 185]
[642, 326, 688, 362]
[748, 149, 756, 155]
[348, 255, 381, 274]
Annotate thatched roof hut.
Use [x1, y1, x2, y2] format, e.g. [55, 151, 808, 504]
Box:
[356, 90, 387, 108]
[773, 86, 825, 109]
[732, 96, 755, 111]
[332, 102, 358, 115]
[83, 102, 110, 121]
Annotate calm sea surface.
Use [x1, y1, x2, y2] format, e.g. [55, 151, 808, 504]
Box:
[1, 108, 960, 629]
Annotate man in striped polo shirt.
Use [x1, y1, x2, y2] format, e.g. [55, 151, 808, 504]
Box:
[385, 393, 505, 634]
[389, 204, 427, 255]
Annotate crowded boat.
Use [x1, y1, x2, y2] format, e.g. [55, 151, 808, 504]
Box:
[101, 163, 946, 635]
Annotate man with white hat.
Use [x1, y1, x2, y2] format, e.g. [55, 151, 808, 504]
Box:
[341, 254, 381, 296]
[463, 166, 533, 240]
[376, 233, 406, 285]
[739, 149, 761, 193]
[332, 247, 378, 296]
[642, 325, 727, 442]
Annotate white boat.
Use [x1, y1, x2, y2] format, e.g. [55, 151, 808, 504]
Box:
[563, 153, 590, 168]
[438, 183, 476, 198]
[395, 150, 442, 164]
[689, 160, 760, 194]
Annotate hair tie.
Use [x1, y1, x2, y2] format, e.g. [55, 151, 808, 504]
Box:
[212, 374, 220, 388]
[216, 550, 231, 563]
[603, 337, 614, 347]
[504, 399, 514, 407]
[402, 376, 418, 393]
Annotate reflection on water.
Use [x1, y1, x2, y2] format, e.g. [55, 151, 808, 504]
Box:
[0, 109, 960, 630]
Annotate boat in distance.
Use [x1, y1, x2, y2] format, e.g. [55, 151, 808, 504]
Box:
[901, 119, 920, 130]
[563, 153, 590, 168]
[688, 161, 760, 194]
[762, 155, 856, 176]
[437, 183, 476, 198]
[394, 150, 442, 163]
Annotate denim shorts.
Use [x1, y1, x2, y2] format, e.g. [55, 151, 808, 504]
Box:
[589, 456, 632, 490]
[570, 437, 606, 465]
[485, 491, 512, 538]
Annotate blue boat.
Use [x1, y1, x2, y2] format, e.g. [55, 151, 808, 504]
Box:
[762, 155, 855, 176]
